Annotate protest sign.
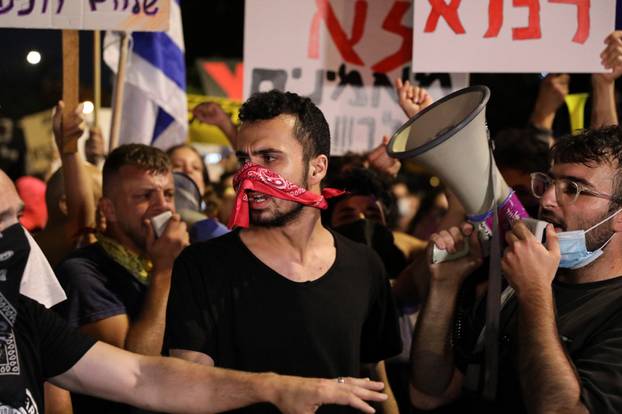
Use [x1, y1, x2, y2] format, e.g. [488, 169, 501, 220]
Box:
[0, 0, 170, 31]
[244, 0, 468, 155]
[413, 0, 615, 73]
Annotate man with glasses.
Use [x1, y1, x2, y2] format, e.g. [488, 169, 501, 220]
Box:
[409, 126, 622, 413]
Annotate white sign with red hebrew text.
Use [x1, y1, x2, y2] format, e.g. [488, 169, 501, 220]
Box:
[413, 0, 615, 73]
[244, 0, 468, 155]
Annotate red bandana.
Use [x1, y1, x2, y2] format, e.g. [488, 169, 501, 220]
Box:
[228, 163, 345, 229]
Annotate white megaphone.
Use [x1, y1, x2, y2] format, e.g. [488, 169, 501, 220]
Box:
[387, 85, 546, 262]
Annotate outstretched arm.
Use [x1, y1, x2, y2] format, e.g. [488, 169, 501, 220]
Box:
[52, 342, 388, 414]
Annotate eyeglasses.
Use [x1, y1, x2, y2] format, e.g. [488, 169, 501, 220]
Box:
[530, 172, 622, 206]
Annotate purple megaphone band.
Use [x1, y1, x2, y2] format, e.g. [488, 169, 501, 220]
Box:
[466, 191, 529, 233]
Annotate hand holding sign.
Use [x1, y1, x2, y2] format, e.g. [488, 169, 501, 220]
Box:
[598, 31, 622, 83]
[53, 101, 86, 156]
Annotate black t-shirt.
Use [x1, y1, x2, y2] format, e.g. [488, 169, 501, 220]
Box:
[54, 243, 150, 414]
[0, 295, 95, 412]
[449, 275, 622, 413]
[54, 243, 146, 328]
[166, 230, 402, 413]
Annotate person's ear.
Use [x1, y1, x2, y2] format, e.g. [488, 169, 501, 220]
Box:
[57, 195, 68, 216]
[98, 198, 117, 223]
[308, 154, 328, 186]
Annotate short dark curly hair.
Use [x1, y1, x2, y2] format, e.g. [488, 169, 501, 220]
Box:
[551, 126, 622, 204]
[322, 167, 395, 224]
[103, 144, 171, 197]
[493, 128, 550, 173]
[239, 90, 330, 162]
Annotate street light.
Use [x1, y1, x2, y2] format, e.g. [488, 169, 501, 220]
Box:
[82, 101, 95, 114]
[26, 50, 41, 65]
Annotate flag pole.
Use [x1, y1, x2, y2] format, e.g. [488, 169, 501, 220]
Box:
[62, 30, 80, 154]
[109, 31, 130, 152]
[93, 30, 101, 128]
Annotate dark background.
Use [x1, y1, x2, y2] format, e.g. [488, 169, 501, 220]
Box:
[0, 0, 620, 130]
[0, 0, 245, 118]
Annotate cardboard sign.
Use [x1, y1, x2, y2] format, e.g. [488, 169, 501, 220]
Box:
[0, 0, 170, 31]
[244, 0, 468, 155]
[413, 0, 615, 73]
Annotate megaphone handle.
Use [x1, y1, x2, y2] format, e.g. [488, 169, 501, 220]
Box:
[432, 242, 470, 264]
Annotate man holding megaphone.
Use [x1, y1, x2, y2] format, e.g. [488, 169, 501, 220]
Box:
[409, 126, 622, 413]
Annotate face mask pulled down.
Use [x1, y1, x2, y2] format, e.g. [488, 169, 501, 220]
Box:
[557, 208, 622, 269]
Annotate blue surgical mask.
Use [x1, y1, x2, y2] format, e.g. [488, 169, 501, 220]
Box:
[558, 208, 622, 269]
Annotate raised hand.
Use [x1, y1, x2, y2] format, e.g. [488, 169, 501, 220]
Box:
[367, 136, 401, 177]
[395, 78, 433, 119]
[53, 100, 86, 154]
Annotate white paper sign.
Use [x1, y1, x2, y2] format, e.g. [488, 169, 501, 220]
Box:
[413, 0, 615, 73]
[0, 0, 170, 31]
[244, 0, 468, 155]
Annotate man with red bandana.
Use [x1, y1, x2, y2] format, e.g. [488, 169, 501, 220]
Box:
[166, 90, 402, 414]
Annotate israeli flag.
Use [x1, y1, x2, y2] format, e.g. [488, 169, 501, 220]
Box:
[103, 0, 187, 150]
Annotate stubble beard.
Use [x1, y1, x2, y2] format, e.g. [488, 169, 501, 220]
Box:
[119, 219, 148, 253]
[584, 204, 618, 252]
[249, 166, 309, 228]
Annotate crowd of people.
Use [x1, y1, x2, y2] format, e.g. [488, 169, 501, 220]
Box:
[4, 29, 622, 414]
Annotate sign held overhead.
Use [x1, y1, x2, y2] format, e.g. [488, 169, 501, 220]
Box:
[413, 0, 615, 73]
[0, 0, 170, 31]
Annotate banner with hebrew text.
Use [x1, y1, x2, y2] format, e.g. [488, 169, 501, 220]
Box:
[0, 0, 170, 31]
[244, 0, 468, 155]
[413, 0, 615, 73]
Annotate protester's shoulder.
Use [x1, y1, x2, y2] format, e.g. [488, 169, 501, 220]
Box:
[17, 295, 62, 330]
[178, 229, 241, 262]
[57, 243, 109, 269]
[55, 243, 112, 286]
[17, 294, 44, 318]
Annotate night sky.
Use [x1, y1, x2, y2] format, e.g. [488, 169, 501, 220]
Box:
[0, 0, 244, 119]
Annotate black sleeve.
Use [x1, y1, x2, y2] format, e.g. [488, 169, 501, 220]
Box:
[165, 246, 215, 357]
[54, 258, 126, 327]
[23, 297, 97, 379]
[360, 251, 402, 363]
[574, 319, 622, 413]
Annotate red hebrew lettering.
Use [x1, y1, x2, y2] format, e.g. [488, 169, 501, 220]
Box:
[371, 1, 412, 73]
[424, 0, 465, 34]
[202, 62, 244, 101]
[549, 0, 590, 44]
[484, 0, 503, 38]
[512, 0, 542, 40]
[308, 0, 367, 66]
